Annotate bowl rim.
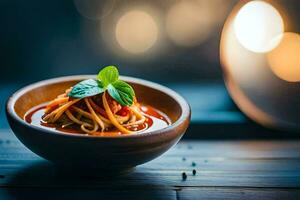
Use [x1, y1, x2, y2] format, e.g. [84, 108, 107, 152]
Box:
[6, 75, 190, 139]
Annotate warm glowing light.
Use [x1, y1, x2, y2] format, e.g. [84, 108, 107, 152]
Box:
[267, 32, 300, 82]
[220, 0, 300, 131]
[234, 1, 284, 53]
[74, 0, 115, 20]
[166, 1, 214, 47]
[115, 10, 158, 54]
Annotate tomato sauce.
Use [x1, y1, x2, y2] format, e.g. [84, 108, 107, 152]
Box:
[24, 104, 170, 137]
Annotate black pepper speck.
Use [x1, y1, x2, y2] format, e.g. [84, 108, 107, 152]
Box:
[182, 172, 187, 180]
[192, 169, 196, 175]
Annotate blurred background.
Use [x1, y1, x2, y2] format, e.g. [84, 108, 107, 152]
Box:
[0, 0, 238, 83]
[1, 0, 300, 138]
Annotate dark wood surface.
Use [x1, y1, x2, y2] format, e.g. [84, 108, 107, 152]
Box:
[1, 129, 300, 200]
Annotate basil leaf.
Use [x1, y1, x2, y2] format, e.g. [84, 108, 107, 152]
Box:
[97, 65, 119, 87]
[68, 79, 105, 98]
[107, 80, 135, 106]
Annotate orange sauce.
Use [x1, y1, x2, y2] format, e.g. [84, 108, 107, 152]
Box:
[24, 104, 170, 136]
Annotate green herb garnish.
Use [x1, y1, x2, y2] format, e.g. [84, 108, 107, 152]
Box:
[68, 66, 135, 106]
[68, 79, 104, 99]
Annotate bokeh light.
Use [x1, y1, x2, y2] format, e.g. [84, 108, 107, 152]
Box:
[233, 0, 284, 53]
[166, 0, 216, 47]
[220, 0, 300, 131]
[267, 32, 300, 82]
[74, 0, 115, 20]
[115, 10, 158, 54]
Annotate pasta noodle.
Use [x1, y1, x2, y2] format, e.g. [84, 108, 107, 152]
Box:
[25, 66, 171, 136]
[42, 90, 147, 135]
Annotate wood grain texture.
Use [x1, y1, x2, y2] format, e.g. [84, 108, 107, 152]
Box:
[177, 188, 300, 200]
[1, 129, 300, 199]
[0, 188, 176, 200]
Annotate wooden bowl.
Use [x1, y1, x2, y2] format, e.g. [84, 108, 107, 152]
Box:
[6, 75, 190, 172]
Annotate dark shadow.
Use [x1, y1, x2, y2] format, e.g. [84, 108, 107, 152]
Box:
[3, 161, 175, 200]
[184, 121, 300, 140]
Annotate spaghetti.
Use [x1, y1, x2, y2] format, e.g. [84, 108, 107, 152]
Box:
[42, 90, 147, 135]
[25, 66, 170, 136]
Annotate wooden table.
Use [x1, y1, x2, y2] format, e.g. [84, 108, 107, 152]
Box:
[0, 129, 300, 200]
